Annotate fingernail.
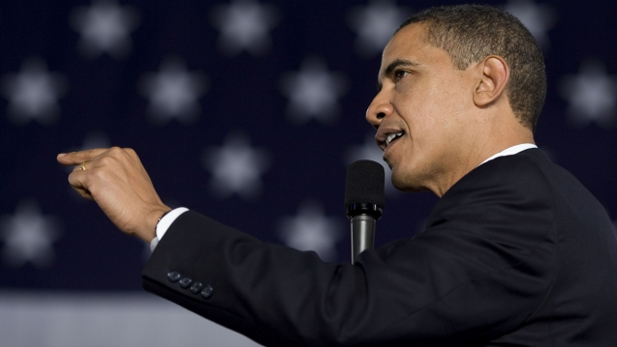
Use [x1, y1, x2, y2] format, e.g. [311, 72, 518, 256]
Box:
[57, 153, 66, 157]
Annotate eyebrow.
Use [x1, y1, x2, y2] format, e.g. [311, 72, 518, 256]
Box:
[376, 59, 419, 91]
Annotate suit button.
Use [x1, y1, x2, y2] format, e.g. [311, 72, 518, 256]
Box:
[167, 271, 181, 282]
[190, 281, 204, 294]
[179, 277, 193, 288]
[201, 285, 214, 299]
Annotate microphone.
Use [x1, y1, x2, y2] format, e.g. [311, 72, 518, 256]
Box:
[345, 160, 385, 264]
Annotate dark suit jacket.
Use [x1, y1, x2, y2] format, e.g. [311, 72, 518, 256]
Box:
[142, 149, 617, 346]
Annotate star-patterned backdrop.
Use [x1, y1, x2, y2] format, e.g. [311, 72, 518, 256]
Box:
[0, 0, 616, 345]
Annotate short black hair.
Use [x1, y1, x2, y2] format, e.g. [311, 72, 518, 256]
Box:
[398, 4, 546, 132]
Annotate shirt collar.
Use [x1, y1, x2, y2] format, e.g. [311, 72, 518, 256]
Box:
[478, 143, 538, 166]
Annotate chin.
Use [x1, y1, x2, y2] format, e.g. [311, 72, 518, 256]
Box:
[391, 173, 425, 193]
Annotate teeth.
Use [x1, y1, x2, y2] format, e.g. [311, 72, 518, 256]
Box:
[385, 132, 403, 146]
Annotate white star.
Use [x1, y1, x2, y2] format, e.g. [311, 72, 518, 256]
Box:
[504, 0, 556, 50]
[203, 132, 270, 200]
[279, 57, 348, 125]
[70, 0, 140, 59]
[347, 0, 410, 57]
[210, 0, 279, 57]
[278, 201, 343, 262]
[559, 60, 617, 129]
[0, 199, 62, 268]
[1, 58, 67, 126]
[345, 134, 396, 195]
[138, 57, 209, 125]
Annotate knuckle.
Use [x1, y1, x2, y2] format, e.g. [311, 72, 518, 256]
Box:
[84, 148, 103, 158]
[124, 147, 137, 156]
[108, 146, 123, 155]
[91, 168, 107, 181]
[98, 155, 115, 166]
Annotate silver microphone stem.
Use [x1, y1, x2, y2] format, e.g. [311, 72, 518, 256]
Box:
[350, 214, 376, 264]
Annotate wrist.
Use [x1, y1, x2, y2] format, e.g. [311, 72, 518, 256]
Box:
[142, 206, 171, 243]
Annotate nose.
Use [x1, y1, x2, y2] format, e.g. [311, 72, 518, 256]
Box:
[365, 92, 392, 130]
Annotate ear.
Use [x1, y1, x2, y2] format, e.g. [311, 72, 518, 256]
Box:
[473, 55, 510, 107]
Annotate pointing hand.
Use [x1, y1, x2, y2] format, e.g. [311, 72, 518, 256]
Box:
[57, 147, 170, 242]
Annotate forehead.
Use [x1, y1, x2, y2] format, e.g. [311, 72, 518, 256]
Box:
[377, 23, 451, 86]
[382, 23, 428, 61]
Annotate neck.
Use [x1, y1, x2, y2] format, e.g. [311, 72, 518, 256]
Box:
[429, 121, 535, 197]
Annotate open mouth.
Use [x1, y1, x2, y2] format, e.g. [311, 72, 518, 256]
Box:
[385, 131, 404, 147]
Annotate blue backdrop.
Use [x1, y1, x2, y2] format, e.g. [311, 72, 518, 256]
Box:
[1, 0, 616, 294]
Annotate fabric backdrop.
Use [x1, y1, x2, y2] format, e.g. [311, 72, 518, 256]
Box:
[1, 0, 615, 346]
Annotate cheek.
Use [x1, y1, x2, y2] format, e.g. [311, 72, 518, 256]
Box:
[395, 80, 457, 140]
[437, 75, 471, 109]
[423, 80, 469, 128]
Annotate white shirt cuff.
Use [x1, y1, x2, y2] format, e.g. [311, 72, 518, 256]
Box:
[150, 207, 189, 252]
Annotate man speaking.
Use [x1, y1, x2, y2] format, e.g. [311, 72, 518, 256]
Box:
[57, 4, 617, 346]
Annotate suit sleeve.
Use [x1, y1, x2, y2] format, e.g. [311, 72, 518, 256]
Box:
[142, 159, 558, 347]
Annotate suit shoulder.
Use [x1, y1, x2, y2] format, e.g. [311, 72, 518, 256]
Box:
[446, 149, 553, 203]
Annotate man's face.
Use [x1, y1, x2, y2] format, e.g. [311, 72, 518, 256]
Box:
[367, 23, 478, 195]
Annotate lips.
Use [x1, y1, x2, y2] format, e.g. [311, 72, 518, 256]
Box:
[376, 127, 405, 151]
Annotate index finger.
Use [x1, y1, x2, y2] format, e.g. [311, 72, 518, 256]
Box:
[57, 148, 110, 165]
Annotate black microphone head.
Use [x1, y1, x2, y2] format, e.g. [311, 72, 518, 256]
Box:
[345, 160, 385, 219]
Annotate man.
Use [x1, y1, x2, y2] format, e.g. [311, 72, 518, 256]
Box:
[58, 4, 617, 346]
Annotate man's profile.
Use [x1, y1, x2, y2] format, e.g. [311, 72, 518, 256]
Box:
[58, 4, 617, 346]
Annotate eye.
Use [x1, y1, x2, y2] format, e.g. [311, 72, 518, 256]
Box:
[394, 70, 409, 82]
